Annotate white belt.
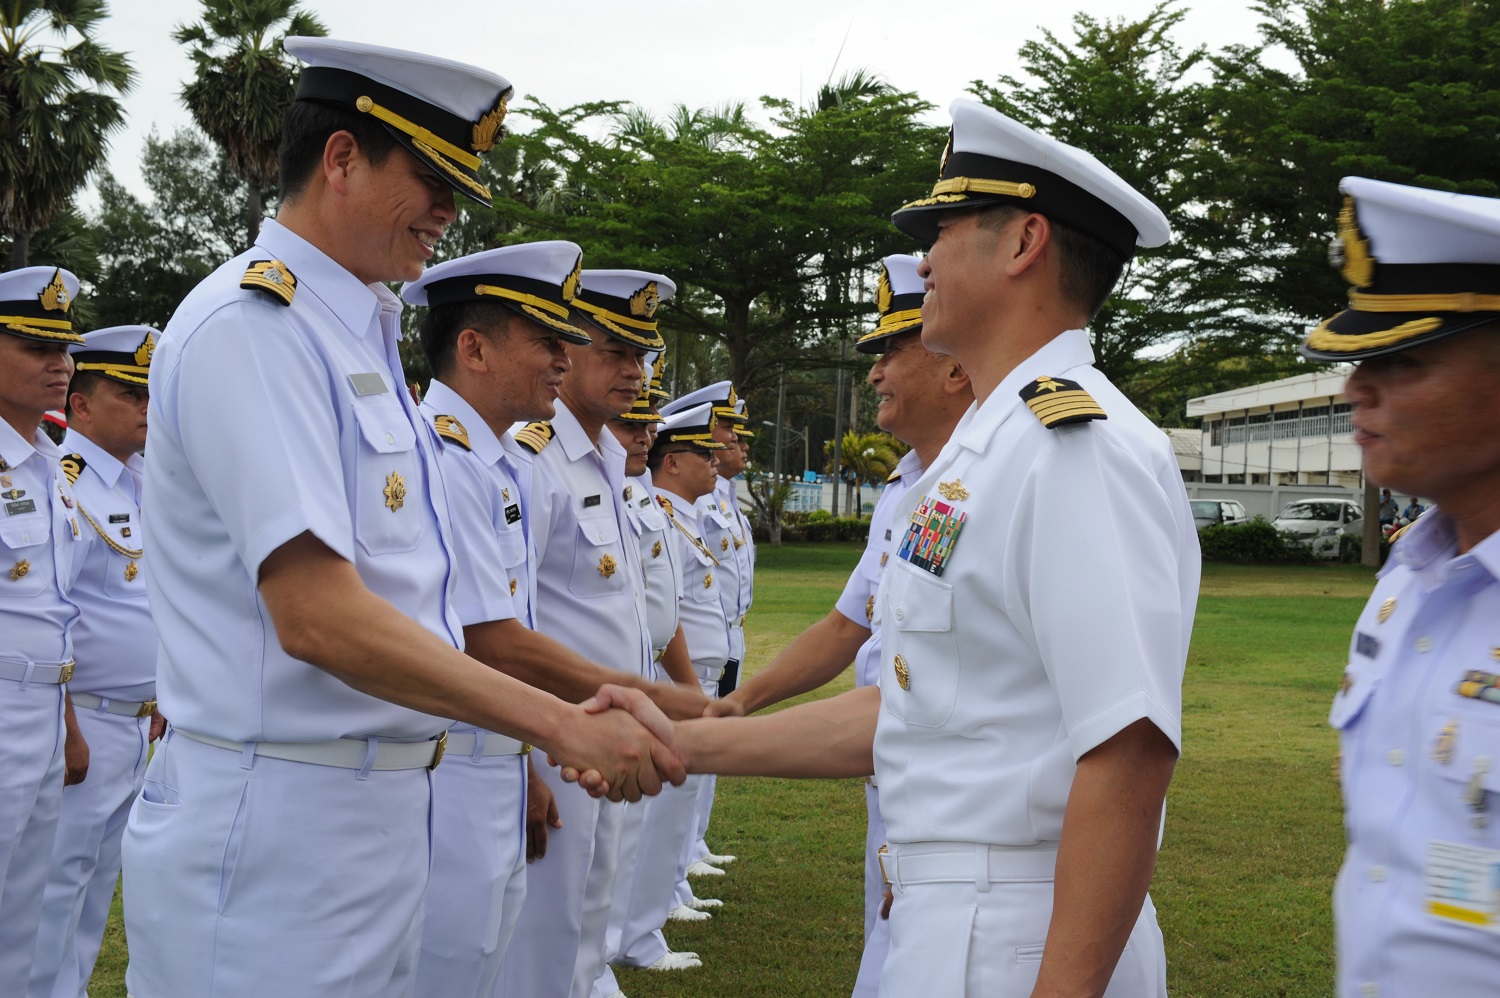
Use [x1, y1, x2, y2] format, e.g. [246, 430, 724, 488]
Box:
[176, 728, 448, 771]
[695, 662, 725, 682]
[71, 690, 156, 718]
[444, 729, 530, 758]
[0, 658, 74, 685]
[879, 841, 1057, 889]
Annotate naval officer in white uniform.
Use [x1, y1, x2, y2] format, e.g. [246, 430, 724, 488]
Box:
[29, 325, 162, 998]
[123, 39, 680, 998]
[710, 254, 972, 995]
[1303, 178, 1500, 998]
[581, 100, 1198, 998]
[0, 267, 88, 998]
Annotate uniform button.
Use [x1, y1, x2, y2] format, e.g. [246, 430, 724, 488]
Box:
[1368, 865, 1386, 882]
[894, 607, 904, 621]
[385, 432, 395, 445]
[22, 532, 30, 542]
[1386, 749, 1405, 766]
[1360, 983, 1380, 998]
[1414, 637, 1432, 653]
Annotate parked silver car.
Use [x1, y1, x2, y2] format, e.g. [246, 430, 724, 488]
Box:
[1191, 499, 1250, 531]
[1273, 499, 1363, 558]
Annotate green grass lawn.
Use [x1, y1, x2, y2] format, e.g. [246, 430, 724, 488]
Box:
[89, 548, 1374, 997]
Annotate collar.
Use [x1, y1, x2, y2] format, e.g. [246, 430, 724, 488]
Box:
[954, 328, 1096, 453]
[421, 379, 505, 467]
[550, 401, 602, 462]
[1387, 508, 1500, 585]
[893, 448, 925, 480]
[61, 428, 128, 489]
[0, 417, 51, 471]
[658, 487, 702, 528]
[255, 219, 395, 340]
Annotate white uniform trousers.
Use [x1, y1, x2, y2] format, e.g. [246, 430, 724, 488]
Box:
[28, 705, 149, 998]
[570, 799, 625, 998]
[607, 776, 702, 968]
[497, 763, 608, 998]
[0, 680, 66, 997]
[853, 781, 891, 998]
[877, 850, 1165, 998]
[414, 747, 528, 998]
[670, 773, 714, 908]
[590, 797, 648, 998]
[121, 730, 432, 998]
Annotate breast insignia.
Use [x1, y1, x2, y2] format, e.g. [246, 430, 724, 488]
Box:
[514, 421, 554, 454]
[434, 415, 472, 450]
[60, 453, 87, 486]
[1020, 375, 1107, 428]
[240, 260, 297, 306]
[893, 654, 911, 691]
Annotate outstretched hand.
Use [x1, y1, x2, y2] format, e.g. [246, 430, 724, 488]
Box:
[557, 684, 687, 795]
[547, 685, 686, 802]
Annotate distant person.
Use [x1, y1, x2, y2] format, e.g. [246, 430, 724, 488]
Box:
[1401, 496, 1424, 521]
[1304, 177, 1500, 998]
[1378, 488, 1397, 526]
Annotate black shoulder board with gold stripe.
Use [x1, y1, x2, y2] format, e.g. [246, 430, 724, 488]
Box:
[60, 453, 87, 486]
[434, 415, 472, 450]
[514, 421, 554, 454]
[240, 260, 297, 306]
[1019, 375, 1107, 429]
[886, 469, 902, 483]
[1387, 521, 1414, 545]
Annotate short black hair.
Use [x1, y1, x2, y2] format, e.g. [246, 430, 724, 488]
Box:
[278, 99, 401, 203]
[64, 370, 107, 418]
[419, 301, 515, 381]
[976, 205, 1128, 322]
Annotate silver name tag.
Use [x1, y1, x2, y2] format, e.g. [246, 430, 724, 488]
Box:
[348, 373, 389, 396]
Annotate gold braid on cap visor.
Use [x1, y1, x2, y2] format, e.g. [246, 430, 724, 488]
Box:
[356, 95, 491, 202]
[1304, 317, 1444, 352]
[0, 315, 83, 343]
[75, 362, 150, 386]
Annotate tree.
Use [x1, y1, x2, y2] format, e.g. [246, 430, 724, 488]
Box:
[88, 128, 250, 328]
[0, 0, 134, 268]
[825, 430, 904, 513]
[174, 0, 326, 248]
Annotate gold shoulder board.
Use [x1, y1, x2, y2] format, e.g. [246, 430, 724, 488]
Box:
[514, 421, 554, 454]
[1387, 522, 1413, 545]
[60, 453, 87, 486]
[240, 260, 297, 306]
[886, 469, 902, 483]
[1019, 375, 1107, 429]
[434, 415, 472, 450]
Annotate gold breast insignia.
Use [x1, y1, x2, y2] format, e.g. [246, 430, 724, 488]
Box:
[937, 480, 969, 502]
[598, 554, 618, 579]
[704, 572, 713, 590]
[652, 541, 662, 559]
[10, 559, 31, 581]
[1378, 597, 1396, 623]
[510, 578, 518, 596]
[124, 560, 140, 583]
[720, 537, 730, 552]
[383, 471, 406, 513]
[893, 654, 910, 691]
[866, 595, 875, 623]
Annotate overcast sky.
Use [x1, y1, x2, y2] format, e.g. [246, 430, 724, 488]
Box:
[92, 0, 1276, 202]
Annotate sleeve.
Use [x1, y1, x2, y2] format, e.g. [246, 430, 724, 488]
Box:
[172, 301, 355, 577]
[833, 525, 881, 629]
[436, 448, 518, 628]
[1009, 428, 1192, 760]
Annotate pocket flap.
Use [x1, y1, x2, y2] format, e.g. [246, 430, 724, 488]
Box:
[886, 565, 954, 633]
[354, 404, 417, 454]
[0, 520, 51, 549]
[577, 514, 621, 548]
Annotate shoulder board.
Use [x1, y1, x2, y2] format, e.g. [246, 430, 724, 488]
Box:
[240, 260, 297, 306]
[886, 469, 902, 483]
[656, 495, 675, 516]
[60, 453, 87, 486]
[1019, 375, 1107, 429]
[434, 415, 472, 450]
[514, 421, 554, 454]
[1387, 522, 1414, 545]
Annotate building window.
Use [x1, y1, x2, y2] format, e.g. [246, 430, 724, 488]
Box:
[1274, 410, 1300, 440]
[1249, 412, 1271, 442]
[1332, 402, 1353, 435]
[1209, 419, 1222, 447]
[1302, 405, 1329, 437]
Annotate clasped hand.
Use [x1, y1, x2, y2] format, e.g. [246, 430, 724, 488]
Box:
[550, 685, 686, 802]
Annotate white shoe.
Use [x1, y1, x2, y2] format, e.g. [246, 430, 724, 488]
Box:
[686, 860, 726, 877]
[668, 903, 711, 922]
[703, 851, 737, 865]
[685, 895, 723, 910]
[646, 951, 703, 971]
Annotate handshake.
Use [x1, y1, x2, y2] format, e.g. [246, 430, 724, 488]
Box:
[543, 684, 696, 802]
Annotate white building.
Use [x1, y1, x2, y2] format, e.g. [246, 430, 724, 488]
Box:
[1185, 367, 1361, 489]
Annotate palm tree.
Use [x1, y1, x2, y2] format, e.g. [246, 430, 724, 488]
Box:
[174, 0, 326, 248]
[0, 0, 134, 268]
[827, 431, 903, 514]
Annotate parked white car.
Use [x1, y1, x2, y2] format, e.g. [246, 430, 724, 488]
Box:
[1191, 499, 1250, 531]
[1273, 499, 1364, 559]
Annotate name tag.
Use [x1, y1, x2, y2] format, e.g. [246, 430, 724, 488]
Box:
[109, 512, 130, 523]
[583, 495, 601, 508]
[5, 499, 37, 516]
[1425, 840, 1500, 933]
[348, 373, 389, 396]
[505, 504, 521, 525]
[1356, 632, 1380, 659]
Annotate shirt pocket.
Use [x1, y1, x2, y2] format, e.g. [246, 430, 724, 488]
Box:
[881, 565, 962, 728]
[497, 523, 527, 600]
[568, 511, 629, 599]
[1, 514, 53, 598]
[685, 547, 720, 605]
[1428, 701, 1500, 846]
[352, 402, 425, 556]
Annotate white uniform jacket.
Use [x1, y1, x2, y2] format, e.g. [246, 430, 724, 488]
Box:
[0, 421, 84, 664]
[622, 471, 679, 662]
[656, 489, 731, 681]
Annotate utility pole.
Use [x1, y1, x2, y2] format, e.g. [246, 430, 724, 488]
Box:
[772, 367, 787, 481]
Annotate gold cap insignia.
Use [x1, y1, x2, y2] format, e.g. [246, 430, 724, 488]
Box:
[471, 88, 512, 154]
[598, 554, 618, 579]
[937, 479, 969, 502]
[1378, 597, 1397, 623]
[876, 265, 893, 316]
[38, 269, 71, 313]
[134, 331, 156, 368]
[383, 471, 406, 512]
[629, 281, 660, 319]
[938, 130, 952, 179]
[562, 255, 582, 302]
[893, 654, 910, 691]
[652, 540, 662, 559]
[1331, 197, 1374, 288]
[10, 559, 31, 581]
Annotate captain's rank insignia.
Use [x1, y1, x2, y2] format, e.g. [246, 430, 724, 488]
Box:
[383, 471, 406, 512]
[1020, 375, 1106, 428]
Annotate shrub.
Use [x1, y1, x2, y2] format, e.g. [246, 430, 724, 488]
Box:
[790, 514, 872, 543]
[1199, 517, 1316, 564]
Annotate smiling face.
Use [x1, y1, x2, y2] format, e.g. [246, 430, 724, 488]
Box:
[342, 144, 458, 285]
[489, 316, 571, 425]
[558, 336, 648, 429]
[70, 376, 149, 461]
[916, 209, 1007, 358]
[1343, 327, 1500, 517]
[0, 333, 73, 438]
